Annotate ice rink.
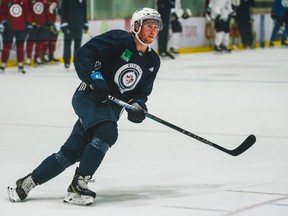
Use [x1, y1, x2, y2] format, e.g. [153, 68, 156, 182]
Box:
[0, 47, 287, 216]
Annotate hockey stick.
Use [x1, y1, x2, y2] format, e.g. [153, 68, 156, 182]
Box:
[108, 96, 256, 156]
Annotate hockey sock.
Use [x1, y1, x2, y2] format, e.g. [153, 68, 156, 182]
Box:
[16, 42, 25, 63]
[25, 40, 34, 59]
[78, 137, 109, 177]
[35, 41, 44, 59]
[215, 31, 224, 47]
[1, 43, 11, 62]
[223, 33, 230, 47]
[32, 153, 65, 184]
[49, 37, 57, 56]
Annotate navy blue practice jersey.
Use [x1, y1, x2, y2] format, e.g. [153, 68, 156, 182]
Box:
[74, 29, 161, 103]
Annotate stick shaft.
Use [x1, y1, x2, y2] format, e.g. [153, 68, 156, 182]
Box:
[108, 96, 256, 156]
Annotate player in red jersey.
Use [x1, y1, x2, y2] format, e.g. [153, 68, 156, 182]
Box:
[42, 0, 59, 63]
[25, 0, 50, 65]
[0, 0, 32, 73]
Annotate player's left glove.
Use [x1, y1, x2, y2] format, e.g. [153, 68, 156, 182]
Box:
[182, 8, 192, 19]
[229, 10, 237, 18]
[83, 23, 89, 33]
[25, 24, 33, 33]
[61, 22, 70, 34]
[90, 71, 109, 103]
[127, 101, 147, 123]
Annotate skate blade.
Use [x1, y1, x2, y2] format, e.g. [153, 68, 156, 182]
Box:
[7, 186, 21, 202]
[63, 192, 94, 206]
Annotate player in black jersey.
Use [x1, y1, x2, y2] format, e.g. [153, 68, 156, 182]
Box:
[7, 7, 163, 206]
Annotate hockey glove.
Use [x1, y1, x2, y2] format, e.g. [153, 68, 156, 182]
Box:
[26, 24, 33, 31]
[229, 11, 237, 19]
[127, 101, 147, 123]
[61, 23, 70, 34]
[271, 13, 277, 21]
[182, 8, 192, 20]
[2, 20, 8, 28]
[90, 72, 109, 103]
[83, 23, 89, 33]
[48, 23, 57, 34]
[204, 8, 212, 21]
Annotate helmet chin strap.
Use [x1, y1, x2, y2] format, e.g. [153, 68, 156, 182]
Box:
[133, 26, 151, 46]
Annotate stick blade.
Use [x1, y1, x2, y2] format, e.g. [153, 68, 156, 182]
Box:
[230, 134, 256, 156]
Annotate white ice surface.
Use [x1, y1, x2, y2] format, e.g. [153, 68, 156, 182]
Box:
[0, 48, 288, 216]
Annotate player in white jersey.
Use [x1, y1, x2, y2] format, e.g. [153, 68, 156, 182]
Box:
[207, 0, 235, 52]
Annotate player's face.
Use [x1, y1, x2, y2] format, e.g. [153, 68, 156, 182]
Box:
[138, 20, 160, 44]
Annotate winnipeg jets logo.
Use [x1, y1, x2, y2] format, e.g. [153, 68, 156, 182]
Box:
[33, 2, 44, 15]
[9, 4, 22, 18]
[124, 74, 135, 86]
[114, 63, 143, 93]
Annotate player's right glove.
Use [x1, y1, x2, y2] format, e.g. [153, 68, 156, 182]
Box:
[0, 20, 8, 32]
[90, 71, 109, 103]
[271, 13, 277, 21]
[83, 23, 89, 33]
[25, 24, 33, 33]
[204, 7, 212, 21]
[127, 100, 147, 123]
[61, 22, 70, 34]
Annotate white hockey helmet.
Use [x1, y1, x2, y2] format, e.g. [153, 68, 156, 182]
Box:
[282, 0, 288, 8]
[130, 7, 163, 33]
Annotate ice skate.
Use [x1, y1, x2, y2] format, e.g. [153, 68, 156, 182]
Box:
[63, 174, 96, 206]
[49, 55, 60, 62]
[169, 47, 180, 54]
[159, 51, 175, 59]
[18, 66, 26, 74]
[64, 64, 70, 69]
[0, 66, 5, 73]
[26, 58, 32, 66]
[42, 54, 50, 64]
[214, 45, 223, 53]
[7, 174, 36, 202]
[220, 45, 232, 53]
[34, 57, 43, 65]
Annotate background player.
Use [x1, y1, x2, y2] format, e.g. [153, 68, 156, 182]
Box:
[0, 0, 32, 73]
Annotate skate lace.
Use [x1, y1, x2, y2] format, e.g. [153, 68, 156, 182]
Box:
[78, 176, 95, 190]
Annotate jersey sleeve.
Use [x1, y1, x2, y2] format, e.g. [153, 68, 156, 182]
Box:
[74, 30, 133, 83]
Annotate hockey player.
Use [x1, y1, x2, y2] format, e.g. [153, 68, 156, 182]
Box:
[157, 0, 176, 59]
[0, 0, 32, 73]
[42, 0, 59, 63]
[26, 0, 50, 65]
[7, 7, 163, 206]
[169, 0, 192, 54]
[60, 0, 89, 69]
[169, 12, 182, 54]
[207, 0, 235, 52]
[269, 0, 288, 47]
[234, 0, 255, 49]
